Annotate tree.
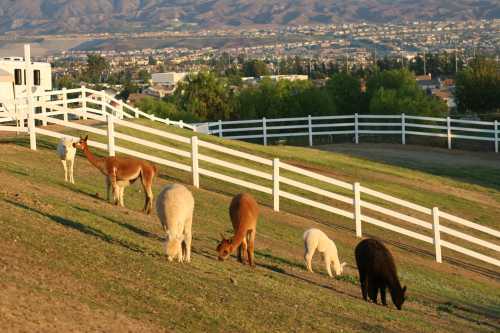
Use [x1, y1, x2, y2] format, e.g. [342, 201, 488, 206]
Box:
[455, 57, 500, 114]
[325, 73, 363, 115]
[174, 71, 234, 121]
[366, 69, 446, 116]
[138, 69, 151, 83]
[243, 60, 270, 78]
[83, 55, 110, 83]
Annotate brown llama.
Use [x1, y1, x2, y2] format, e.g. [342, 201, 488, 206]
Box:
[355, 238, 407, 310]
[75, 135, 157, 214]
[216, 193, 259, 267]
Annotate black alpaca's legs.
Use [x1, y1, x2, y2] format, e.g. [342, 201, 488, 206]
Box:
[368, 279, 378, 304]
[359, 270, 368, 301]
[380, 285, 387, 306]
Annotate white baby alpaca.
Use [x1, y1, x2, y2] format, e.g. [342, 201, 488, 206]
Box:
[303, 228, 346, 277]
[56, 137, 77, 184]
[156, 184, 194, 263]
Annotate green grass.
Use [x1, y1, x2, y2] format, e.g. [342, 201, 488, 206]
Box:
[0, 121, 499, 332]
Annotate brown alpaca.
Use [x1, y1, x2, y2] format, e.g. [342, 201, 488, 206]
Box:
[216, 193, 259, 266]
[75, 135, 157, 214]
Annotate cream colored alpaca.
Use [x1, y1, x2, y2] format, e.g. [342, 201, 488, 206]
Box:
[303, 228, 346, 277]
[56, 137, 77, 184]
[156, 184, 194, 263]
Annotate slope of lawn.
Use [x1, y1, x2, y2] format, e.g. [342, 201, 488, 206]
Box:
[0, 129, 499, 332]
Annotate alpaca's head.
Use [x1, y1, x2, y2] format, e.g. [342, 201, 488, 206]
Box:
[334, 262, 347, 276]
[216, 234, 233, 261]
[164, 236, 182, 262]
[74, 135, 89, 150]
[391, 285, 407, 310]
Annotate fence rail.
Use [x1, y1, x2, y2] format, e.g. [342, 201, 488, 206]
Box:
[200, 114, 499, 153]
[1, 94, 499, 270]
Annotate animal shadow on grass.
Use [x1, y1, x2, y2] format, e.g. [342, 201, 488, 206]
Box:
[5, 199, 149, 255]
[73, 206, 163, 242]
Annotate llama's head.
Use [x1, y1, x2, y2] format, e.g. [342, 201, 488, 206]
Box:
[392, 285, 407, 310]
[164, 236, 182, 262]
[334, 262, 348, 276]
[74, 135, 89, 150]
[216, 234, 233, 261]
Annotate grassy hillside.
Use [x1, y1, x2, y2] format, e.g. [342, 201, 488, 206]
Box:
[0, 124, 499, 331]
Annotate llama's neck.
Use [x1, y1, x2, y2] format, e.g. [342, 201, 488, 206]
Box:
[83, 146, 107, 174]
[229, 226, 248, 251]
[328, 241, 342, 274]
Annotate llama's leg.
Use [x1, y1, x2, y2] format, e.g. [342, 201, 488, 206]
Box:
[60, 160, 68, 182]
[68, 158, 75, 184]
[324, 255, 333, 277]
[304, 247, 315, 273]
[141, 170, 154, 215]
[368, 279, 378, 304]
[380, 285, 387, 306]
[247, 230, 256, 267]
[116, 185, 123, 207]
[184, 228, 192, 263]
[360, 274, 369, 301]
[237, 244, 243, 263]
[239, 238, 248, 264]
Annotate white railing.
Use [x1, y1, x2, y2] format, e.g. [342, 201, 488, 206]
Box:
[200, 114, 499, 153]
[0, 86, 196, 132]
[16, 104, 500, 271]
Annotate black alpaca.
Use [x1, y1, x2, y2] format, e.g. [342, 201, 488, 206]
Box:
[355, 238, 407, 310]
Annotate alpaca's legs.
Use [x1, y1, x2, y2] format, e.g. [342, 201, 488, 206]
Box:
[247, 230, 256, 267]
[118, 186, 125, 207]
[106, 177, 111, 202]
[141, 170, 155, 215]
[368, 279, 378, 303]
[68, 158, 75, 184]
[239, 238, 248, 264]
[380, 285, 387, 306]
[304, 248, 315, 273]
[359, 269, 368, 301]
[60, 160, 68, 182]
[183, 226, 192, 263]
[324, 255, 333, 277]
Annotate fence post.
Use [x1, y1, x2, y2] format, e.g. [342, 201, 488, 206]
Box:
[353, 182, 362, 237]
[118, 100, 124, 119]
[107, 114, 115, 157]
[62, 87, 68, 122]
[308, 115, 313, 146]
[494, 120, 498, 154]
[81, 86, 87, 120]
[354, 113, 359, 144]
[25, 44, 36, 150]
[101, 90, 106, 116]
[273, 158, 280, 212]
[41, 100, 47, 126]
[401, 113, 406, 145]
[263, 117, 267, 145]
[446, 116, 451, 150]
[432, 207, 442, 263]
[191, 136, 199, 188]
[218, 120, 223, 137]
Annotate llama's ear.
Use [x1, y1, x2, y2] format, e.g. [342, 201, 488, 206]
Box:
[341, 262, 347, 268]
[402, 286, 407, 293]
[84, 135, 88, 141]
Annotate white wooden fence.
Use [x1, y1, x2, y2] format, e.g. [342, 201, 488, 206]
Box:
[200, 114, 499, 153]
[2, 100, 498, 271]
[0, 86, 196, 132]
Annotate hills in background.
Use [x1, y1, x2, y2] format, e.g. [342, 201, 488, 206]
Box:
[0, 0, 499, 35]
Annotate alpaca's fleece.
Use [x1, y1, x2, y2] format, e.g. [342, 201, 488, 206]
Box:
[156, 184, 194, 263]
[56, 137, 77, 183]
[57, 137, 77, 161]
[303, 228, 346, 277]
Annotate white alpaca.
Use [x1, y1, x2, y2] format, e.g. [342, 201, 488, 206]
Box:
[156, 184, 194, 263]
[303, 228, 346, 277]
[56, 137, 77, 184]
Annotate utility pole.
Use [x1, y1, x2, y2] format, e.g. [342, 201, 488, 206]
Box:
[423, 50, 427, 75]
